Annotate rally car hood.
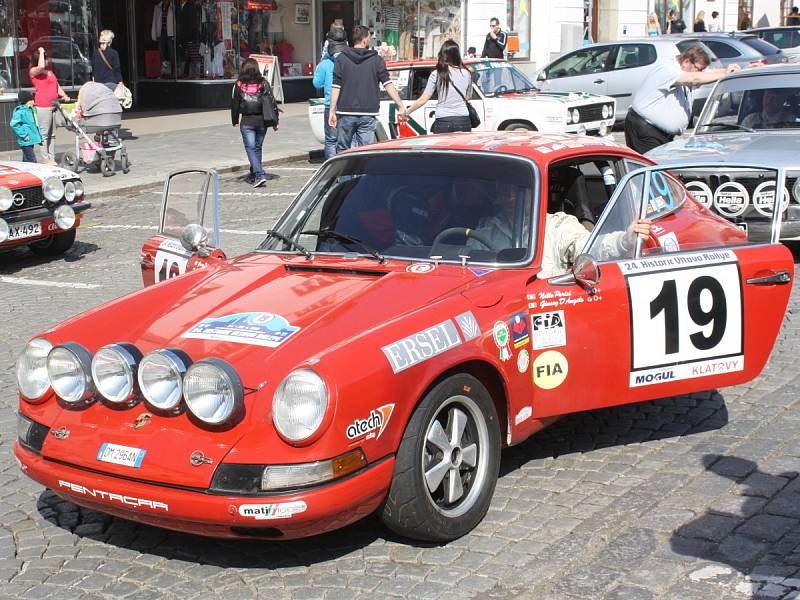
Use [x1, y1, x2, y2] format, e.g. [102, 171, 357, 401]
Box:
[497, 90, 605, 105]
[647, 130, 800, 168]
[0, 160, 78, 183]
[37, 252, 480, 488]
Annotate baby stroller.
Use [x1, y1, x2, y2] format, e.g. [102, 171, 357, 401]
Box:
[55, 97, 130, 177]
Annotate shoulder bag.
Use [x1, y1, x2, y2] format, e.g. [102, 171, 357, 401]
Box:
[451, 73, 480, 128]
[260, 81, 282, 127]
[99, 48, 133, 108]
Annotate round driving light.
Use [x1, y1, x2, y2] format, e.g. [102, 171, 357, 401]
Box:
[16, 338, 53, 401]
[43, 177, 65, 203]
[138, 348, 190, 413]
[183, 358, 243, 426]
[47, 342, 94, 405]
[792, 178, 800, 203]
[74, 180, 84, 197]
[571, 109, 580, 124]
[54, 205, 76, 230]
[0, 218, 8, 243]
[91, 343, 142, 404]
[64, 181, 76, 202]
[272, 369, 328, 442]
[0, 186, 13, 211]
[602, 104, 611, 119]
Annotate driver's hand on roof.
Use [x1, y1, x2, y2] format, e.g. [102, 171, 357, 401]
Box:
[630, 218, 652, 240]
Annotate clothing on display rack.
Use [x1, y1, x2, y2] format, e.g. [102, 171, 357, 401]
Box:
[382, 2, 402, 49]
[152, 0, 175, 75]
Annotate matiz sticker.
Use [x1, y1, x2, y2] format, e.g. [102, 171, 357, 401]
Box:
[533, 350, 568, 389]
[531, 310, 566, 350]
[182, 312, 300, 348]
[508, 312, 529, 348]
[346, 404, 394, 441]
[238, 501, 307, 520]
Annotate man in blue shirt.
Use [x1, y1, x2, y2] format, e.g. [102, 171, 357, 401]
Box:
[313, 28, 347, 159]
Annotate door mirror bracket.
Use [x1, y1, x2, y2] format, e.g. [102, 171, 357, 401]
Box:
[573, 253, 600, 293]
[180, 223, 211, 257]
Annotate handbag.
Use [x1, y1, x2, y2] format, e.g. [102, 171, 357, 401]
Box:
[100, 48, 133, 108]
[260, 81, 282, 127]
[451, 78, 480, 129]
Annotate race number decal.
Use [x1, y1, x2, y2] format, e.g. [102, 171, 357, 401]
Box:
[623, 251, 743, 387]
[154, 238, 191, 283]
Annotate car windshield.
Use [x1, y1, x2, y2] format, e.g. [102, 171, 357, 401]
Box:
[258, 152, 537, 265]
[696, 74, 800, 132]
[472, 61, 538, 96]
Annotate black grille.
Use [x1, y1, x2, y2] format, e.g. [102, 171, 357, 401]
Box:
[7, 186, 46, 214]
[577, 104, 606, 123]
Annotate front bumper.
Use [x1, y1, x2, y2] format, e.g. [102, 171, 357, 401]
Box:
[15, 441, 394, 539]
[0, 201, 90, 250]
[564, 118, 615, 135]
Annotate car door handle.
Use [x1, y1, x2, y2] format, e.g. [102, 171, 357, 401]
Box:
[746, 271, 791, 285]
[593, 79, 604, 84]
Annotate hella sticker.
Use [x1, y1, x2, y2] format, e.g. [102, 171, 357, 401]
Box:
[239, 501, 307, 520]
[346, 404, 395, 441]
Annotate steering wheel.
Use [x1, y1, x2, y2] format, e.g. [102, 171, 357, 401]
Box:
[431, 227, 495, 250]
[494, 84, 509, 94]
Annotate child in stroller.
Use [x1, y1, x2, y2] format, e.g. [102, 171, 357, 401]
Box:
[57, 81, 130, 176]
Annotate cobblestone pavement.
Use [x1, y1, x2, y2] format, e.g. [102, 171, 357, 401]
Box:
[1, 164, 799, 600]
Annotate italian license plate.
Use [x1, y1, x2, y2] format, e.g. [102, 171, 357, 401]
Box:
[8, 221, 41, 240]
[97, 442, 146, 468]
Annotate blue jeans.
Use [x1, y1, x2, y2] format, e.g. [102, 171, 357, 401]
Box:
[21, 145, 37, 162]
[431, 115, 472, 133]
[336, 115, 377, 154]
[323, 106, 337, 160]
[240, 122, 267, 180]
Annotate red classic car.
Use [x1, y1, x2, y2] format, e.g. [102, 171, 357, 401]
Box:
[0, 160, 89, 255]
[15, 133, 793, 542]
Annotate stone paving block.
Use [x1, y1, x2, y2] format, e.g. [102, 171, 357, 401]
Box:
[549, 564, 621, 599]
[704, 456, 756, 479]
[736, 514, 798, 542]
[678, 514, 741, 542]
[738, 473, 791, 499]
[717, 534, 769, 564]
[602, 584, 655, 600]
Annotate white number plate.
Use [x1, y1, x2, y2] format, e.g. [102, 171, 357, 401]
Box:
[97, 442, 146, 468]
[624, 252, 744, 387]
[8, 221, 41, 240]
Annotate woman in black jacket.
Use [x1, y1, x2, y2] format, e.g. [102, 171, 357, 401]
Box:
[92, 30, 123, 92]
[231, 58, 279, 187]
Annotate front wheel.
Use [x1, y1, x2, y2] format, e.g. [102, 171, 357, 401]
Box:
[380, 373, 500, 542]
[102, 156, 115, 177]
[503, 122, 535, 132]
[28, 229, 76, 256]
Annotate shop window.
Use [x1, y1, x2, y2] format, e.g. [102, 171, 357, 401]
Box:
[0, 1, 16, 90]
[507, 0, 529, 59]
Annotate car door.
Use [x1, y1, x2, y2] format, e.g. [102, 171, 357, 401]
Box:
[380, 67, 415, 138]
[140, 169, 225, 287]
[537, 45, 614, 98]
[526, 164, 793, 418]
[604, 43, 657, 120]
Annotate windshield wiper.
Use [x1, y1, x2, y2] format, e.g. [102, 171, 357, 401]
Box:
[300, 229, 386, 263]
[262, 229, 312, 259]
[700, 122, 755, 133]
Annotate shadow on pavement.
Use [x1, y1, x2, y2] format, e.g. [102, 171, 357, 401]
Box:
[669, 454, 800, 597]
[0, 241, 99, 273]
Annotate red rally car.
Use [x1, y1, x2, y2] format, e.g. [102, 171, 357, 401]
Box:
[14, 133, 793, 542]
[0, 160, 89, 256]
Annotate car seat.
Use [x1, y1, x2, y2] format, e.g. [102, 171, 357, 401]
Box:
[548, 165, 595, 226]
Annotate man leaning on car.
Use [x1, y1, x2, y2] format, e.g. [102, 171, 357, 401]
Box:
[624, 47, 741, 154]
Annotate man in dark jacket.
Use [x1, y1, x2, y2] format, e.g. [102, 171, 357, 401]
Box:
[328, 24, 408, 153]
[481, 18, 507, 59]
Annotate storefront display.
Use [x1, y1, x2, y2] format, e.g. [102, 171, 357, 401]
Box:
[362, 0, 461, 60]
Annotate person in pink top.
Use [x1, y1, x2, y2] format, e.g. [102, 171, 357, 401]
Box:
[29, 47, 70, 164]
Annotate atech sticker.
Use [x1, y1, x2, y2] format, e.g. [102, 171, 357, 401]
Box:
[533, 350, 568, 389]
[346, 404, 395, 441]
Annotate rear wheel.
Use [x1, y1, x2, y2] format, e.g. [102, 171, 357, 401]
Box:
[102, 155, 115, 177]
[59, 151, 78, 171]
[28, 229, 76, 256]
[503, 122, 535, 132]
[380, 373, 500, 542]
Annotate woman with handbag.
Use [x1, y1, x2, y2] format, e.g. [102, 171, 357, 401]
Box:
[92, 30, 124, 93]
[231, 58, 280, 187]
[405, 40, 478, 133]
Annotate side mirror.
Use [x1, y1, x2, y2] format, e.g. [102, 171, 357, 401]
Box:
[180, 223, 211, 257]
[537, 71, 546, 82]
[573, 253, 600, 291]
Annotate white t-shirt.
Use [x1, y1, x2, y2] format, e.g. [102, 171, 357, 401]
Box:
[424, 68, 472, 119]
[630, 61, 691, 135]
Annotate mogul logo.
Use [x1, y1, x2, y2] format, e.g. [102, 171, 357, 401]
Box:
[633, 369, 676, 386]
[346, 404, 395, 441]
[58, 480, 169, 512]
[238, 501, 307, 520]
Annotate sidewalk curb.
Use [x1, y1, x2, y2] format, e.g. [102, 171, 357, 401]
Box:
[87, 151, 313, 205]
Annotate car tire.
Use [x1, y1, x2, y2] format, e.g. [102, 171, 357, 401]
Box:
[28, 229, 76, 256]
[380, 373, 500, 542]
[503, 122, 535, 132]
[60, 151, 78, 171]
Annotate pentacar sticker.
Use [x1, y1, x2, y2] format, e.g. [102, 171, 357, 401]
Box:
[532, 350, 568, 389]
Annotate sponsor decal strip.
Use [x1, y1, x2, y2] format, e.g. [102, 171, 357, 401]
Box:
[182, 312, 300, 348]
[630, 355, 744, 387]
[58, 480, 169, 512]
[239, 501, 307, 520]
[619, 249, 737, 274]
[346, 404, 395, 441]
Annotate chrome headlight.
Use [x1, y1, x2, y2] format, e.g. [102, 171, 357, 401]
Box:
[0, 218, 8, 243]
[91, 343, 141, 404]
[47, 343, 94, 405]
[64, 181, 76, 202]
[16, 338, 54, 401]
[272, 369, 328, 442]
[0, 186, 13, 211]
[571, 109, 580, 124]
[138, 348, 190, 413]
[54, 205, 76, 230]
[43, 177, 65, 203]
[183, 358, 243, 425]
[792, 178, 800, 203]
[74, 180, 84, 198]
[602, 104, 611, 119]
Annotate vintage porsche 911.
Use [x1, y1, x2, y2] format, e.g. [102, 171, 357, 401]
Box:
[15, 133, 793, 542]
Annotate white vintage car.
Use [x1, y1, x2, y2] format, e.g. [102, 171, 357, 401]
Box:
[309, 58, 616, 143]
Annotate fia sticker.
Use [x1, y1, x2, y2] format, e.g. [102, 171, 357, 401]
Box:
[508, 312, 529, 348]
[492, 321, 512, 362]
[658, 232, 680, 253]
[531, 311, 566, 350]
[407, 263, 435, 274]
[533, 350, 568, 389]
[514, 405, 532, 425]
[517, 349, 530, 374]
